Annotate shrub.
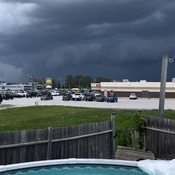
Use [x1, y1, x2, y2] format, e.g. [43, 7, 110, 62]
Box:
[132, 112, 147, 149]
[116, 129, 132, 147]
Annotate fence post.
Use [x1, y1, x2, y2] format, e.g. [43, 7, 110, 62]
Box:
[20, 130, 27, 163]
[111, 112, 116, 159]
[47, 127, 53, 160]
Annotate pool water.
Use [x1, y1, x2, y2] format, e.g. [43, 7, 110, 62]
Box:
[0, 164, 148, 175]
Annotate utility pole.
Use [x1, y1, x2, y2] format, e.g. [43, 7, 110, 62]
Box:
[0, 71, 3, 92]
[158, 54, 169, 118]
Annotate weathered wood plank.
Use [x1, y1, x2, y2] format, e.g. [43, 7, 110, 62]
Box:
[115, 146, 155, 161]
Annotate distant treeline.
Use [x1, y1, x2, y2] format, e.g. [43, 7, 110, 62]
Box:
[29, 75, 112, 89]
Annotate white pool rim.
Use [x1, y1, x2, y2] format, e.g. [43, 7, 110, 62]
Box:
[0, 158, 138, 173]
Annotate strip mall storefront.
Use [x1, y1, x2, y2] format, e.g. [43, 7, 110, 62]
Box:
[91, 82, 175, 98]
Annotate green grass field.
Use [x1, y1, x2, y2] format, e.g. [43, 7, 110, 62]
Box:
[0, 105, 175, 132]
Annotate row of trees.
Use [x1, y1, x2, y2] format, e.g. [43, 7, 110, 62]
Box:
[31, 75, 112, 89]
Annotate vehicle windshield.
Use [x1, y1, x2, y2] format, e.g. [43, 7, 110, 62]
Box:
[42, 92, 49, 95]
[86, 93, 93, 96]
[108, 94, 115, 97]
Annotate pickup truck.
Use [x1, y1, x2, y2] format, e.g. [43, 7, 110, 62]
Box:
[71, 93, 84, 101]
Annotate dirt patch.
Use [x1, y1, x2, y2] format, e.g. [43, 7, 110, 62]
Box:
[0, 104, 15, 110]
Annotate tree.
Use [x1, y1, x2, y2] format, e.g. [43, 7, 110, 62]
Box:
[74, 75, 84, 88]
[64, 75, 112, 89]
[65, 75, 74, 89]
[83, 76, 93, 89]
[95, 77, 111, 83]
[52, 79, 60, 89]
[37, 78, 45, 85]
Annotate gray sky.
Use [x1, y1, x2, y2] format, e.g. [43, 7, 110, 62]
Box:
[0, 0, 175, 83]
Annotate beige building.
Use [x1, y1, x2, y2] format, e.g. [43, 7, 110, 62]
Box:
[91, 82, 175, 98]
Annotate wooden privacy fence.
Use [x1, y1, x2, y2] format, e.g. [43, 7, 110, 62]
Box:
[145, 116, 175, 160]
[0, 113, 116, 165]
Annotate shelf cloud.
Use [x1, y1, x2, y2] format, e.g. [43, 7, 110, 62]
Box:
[0, 0, 175, 82]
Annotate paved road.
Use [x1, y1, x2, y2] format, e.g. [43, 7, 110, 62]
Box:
[1, 96, 175, 110]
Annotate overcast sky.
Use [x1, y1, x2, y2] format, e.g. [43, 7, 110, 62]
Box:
[0, 0, 175, 83]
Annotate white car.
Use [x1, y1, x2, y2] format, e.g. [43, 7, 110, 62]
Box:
[71, 93, 84, 101]
[17, 92, 27, 97]
[51, 91, 59, 96]
[129, 93, 137, 100]
[91, 91, 101, 97]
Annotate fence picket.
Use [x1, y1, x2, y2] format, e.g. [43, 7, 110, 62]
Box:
[145, 116, 175, 159]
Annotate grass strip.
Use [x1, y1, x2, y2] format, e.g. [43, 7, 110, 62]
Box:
[0, 106, 174, 132]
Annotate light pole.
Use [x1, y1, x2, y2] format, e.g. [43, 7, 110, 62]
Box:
[27, 73, 34, 92]
[0, 71, 6, 93]
[58, 77, 62, 89]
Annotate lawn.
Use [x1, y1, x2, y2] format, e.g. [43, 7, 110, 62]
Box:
[0, 105, 175, 132]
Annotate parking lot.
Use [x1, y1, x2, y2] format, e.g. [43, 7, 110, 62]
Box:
[1, 96, 175, 110]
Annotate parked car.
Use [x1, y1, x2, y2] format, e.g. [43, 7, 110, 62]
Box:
[26, 92, 38, 98]
[0, 93, 3, 104]
[37, 91, 44, 97]
[57, 90, 63, 96]
[71, 93, 84, 101]
[95, 94, 106, 102]
[17, 91, 27, 97]
[51, 91, 60, 96]
[106, 94, 118, 102]
[84, 93, 96, 101]
[2, 93, 14, 100]
[12, 92, 23, 98]
[91, 91, 101, 97]
[40, 92, 53, 100]
[129, 93, 137, 100]
[62, 93, 72, 101]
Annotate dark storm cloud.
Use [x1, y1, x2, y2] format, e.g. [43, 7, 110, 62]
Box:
[0, 0, 175, 82]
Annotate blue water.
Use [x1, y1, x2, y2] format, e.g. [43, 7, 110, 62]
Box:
[0, 165, 148, 175]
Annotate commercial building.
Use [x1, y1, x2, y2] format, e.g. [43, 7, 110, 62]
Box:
[91, 81, 175, 98]
[0, 83, 44, 92]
